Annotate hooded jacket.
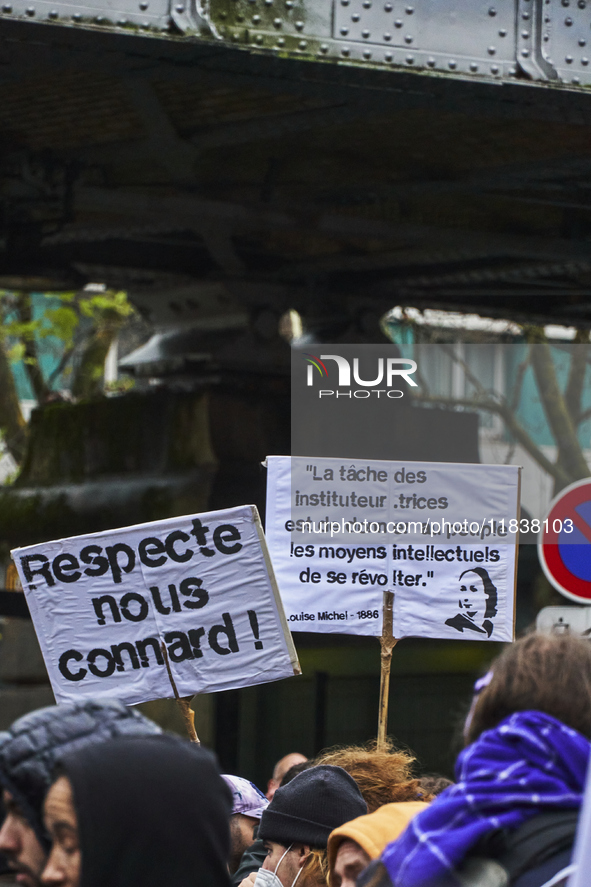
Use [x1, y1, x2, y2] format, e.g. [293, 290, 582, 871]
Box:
[59, 733, 232, 887]
[327, 801, 429, 884]
[0, 699, 161, 850]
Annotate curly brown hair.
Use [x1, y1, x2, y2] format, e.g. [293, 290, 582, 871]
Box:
[314, 739, 427, 812]
[466, 631, 591, 745]
[300, 849, 330, 887]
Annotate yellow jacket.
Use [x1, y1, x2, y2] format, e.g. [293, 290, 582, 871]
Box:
[328, 801, 429, 885]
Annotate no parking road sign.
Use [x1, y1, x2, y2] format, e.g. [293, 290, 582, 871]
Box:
[538, 478, 591, 603]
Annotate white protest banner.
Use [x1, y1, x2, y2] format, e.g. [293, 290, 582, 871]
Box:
[12, 505, 300, 705]
[265, 456, 520, 641]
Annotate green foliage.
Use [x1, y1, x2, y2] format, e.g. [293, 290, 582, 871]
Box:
[0, 289, 133, 357]
[6, 342, 25, 363]
[0, 288, 136, 417]
[79, 290, 134, 321]
[43, 305, 79, 343]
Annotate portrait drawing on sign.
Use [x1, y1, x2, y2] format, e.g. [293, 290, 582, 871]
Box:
[445, 567, 497, 638]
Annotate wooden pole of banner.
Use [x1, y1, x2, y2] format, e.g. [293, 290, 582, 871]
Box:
[377, 591, 397, 750]
[160, 642, 200, 744]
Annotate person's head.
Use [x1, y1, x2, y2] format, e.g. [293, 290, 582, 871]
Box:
[258, 766, 367, 887]
[330, 841, 368, 887]
[457, 568, 497, 627]
[327, 802, 429, 887]
[257, 842, 315, 887]
[0, 700, 161, 887]
[0, 791, 47, 887]
[267, 754, 308, 801]
[465, 631, 591, 745]
[40, 776, 77, 887]
[222, 775, 268, 874]
[280, 762, 313, 788]
[41, 735, 231, 887]
[229, 816, 258, 874]
[314, 740, 426, 812]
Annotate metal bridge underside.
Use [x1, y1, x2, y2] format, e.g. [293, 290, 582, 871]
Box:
[2, 17, 591, 337]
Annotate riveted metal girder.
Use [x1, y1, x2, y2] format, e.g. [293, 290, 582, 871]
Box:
[0, 0, 206, 32]
[542, 0, 591, 85]
[0, 0, 170, 29]
[213, 0, 591, 84]
[0, 0, 591, 88]
[332, 0, 516, 74]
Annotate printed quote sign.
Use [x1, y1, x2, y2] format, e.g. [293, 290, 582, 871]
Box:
[265, 456, 520, 641]
[12, 506, 300, 705]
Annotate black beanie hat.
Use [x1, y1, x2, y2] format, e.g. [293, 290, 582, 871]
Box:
[258, 765, 367, 849]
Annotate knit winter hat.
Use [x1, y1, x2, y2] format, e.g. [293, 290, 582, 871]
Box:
[258, 765, 367, 849]
[327, 801, 429, 885]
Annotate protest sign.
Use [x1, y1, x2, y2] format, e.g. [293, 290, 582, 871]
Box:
[12, 505, 300, 706]
[265, 456, 520, 641]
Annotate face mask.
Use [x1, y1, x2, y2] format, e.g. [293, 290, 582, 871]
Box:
[254, 868, 284, 887]
[254, 844, 302, 887]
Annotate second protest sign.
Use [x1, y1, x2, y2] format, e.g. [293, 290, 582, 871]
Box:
[265, 456, 520, 642]
[12, 505, 300, 705]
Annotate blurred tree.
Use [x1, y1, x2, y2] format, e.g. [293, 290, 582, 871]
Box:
[0, 289, 134, 463]
[526, 328, 590, 493]
[390, 318, 590, 497]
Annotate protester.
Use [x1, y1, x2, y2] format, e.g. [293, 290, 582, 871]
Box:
[237, 742, 424, 885]
[233, 768, 313, 887]
[241, 765, 367, 887]
[232, 830, 266, 887]
[314, 740, 427, 812]
[377, 632, 591, 887]
[0, 700, 161, 887]
[267, 754, 308, 801]
[41, 734, 231, 887]
[327, 802, 429, 887]
[223, 775, 269, 874]
[0, 794, 12, 880]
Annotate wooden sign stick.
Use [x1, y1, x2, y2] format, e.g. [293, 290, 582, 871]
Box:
[377, 591, 397, 750]
[160, 642, 200, 744]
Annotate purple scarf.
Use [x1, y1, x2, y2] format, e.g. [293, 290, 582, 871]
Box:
[382, 710, 589, 886]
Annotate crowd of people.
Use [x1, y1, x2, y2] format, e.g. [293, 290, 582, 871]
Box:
[0, 631, 587, 887]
